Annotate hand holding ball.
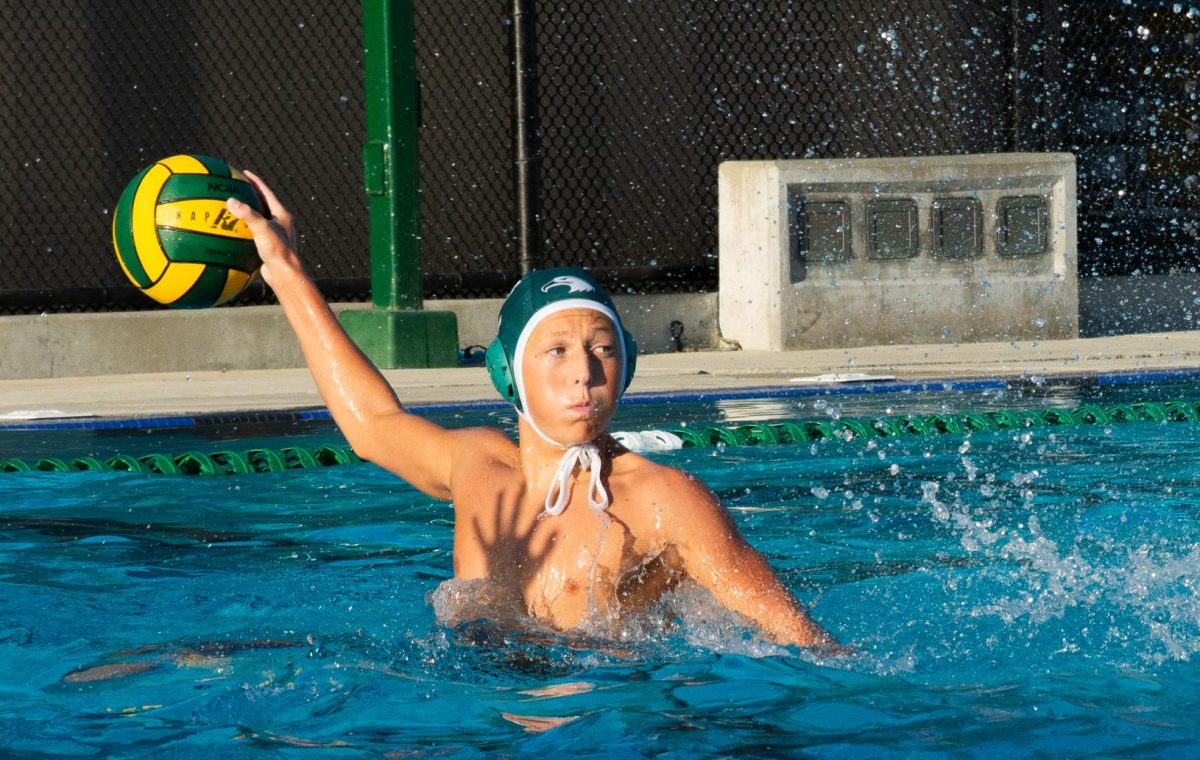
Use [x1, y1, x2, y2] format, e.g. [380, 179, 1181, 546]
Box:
[112, 154, 265, 308]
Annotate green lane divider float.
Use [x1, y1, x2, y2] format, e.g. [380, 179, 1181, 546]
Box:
[2, 400, 1196, 476]
[1, 444, 361, 476]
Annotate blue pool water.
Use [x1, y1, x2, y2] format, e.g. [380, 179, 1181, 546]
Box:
[2, 382, 1200, 756]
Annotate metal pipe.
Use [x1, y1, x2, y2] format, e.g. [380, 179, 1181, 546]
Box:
[512, 0, 542, 275]
[1010, 0, 1023, 149]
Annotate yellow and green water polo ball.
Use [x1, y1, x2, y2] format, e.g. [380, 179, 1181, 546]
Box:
[112, 154, 264, 308]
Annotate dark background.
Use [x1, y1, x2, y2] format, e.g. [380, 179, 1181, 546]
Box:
[0, 1, 1195, 313]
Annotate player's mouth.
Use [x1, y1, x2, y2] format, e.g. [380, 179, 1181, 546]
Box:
[568, 400, 597, 417]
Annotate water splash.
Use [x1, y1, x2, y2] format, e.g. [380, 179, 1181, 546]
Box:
[921, 472, 1200, 664]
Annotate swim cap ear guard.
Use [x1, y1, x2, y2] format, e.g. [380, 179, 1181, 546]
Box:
[485, 267, 637, 413]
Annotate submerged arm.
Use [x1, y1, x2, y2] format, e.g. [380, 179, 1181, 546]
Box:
[226, 174, 459, 498]
[661, 472, 838, 649]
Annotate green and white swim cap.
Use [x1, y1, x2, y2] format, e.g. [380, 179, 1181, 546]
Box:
[485, 267, 637, 419]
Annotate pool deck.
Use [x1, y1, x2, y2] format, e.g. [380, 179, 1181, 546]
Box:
[1, 331, 1199, 422]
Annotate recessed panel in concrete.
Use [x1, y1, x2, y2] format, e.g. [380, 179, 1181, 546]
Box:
[867, 199, 919, 260]
[789, 191, 849, 267]
[933, 197, 982, 260]
[996, 195, 1049, 257]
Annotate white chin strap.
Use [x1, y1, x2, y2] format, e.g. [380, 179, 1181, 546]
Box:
[543, 441, 609, 518]
[519, 408, 611, 518]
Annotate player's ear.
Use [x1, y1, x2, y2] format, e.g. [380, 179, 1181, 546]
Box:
[486, 338, 520, 410]
[622, 329, 637, 391]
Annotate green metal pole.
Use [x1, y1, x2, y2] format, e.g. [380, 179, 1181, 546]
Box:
[363, 0, 419, 310]
[340, 0, 459, 367]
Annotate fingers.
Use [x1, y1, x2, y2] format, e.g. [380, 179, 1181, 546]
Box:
[226, 195, 293, 262]
[239, 169, 296, 244]
[224, 196, 271, 237]
[241, 170, 286, 219]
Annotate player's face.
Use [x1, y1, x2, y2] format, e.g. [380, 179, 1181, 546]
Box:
[521, 309, 622, 445]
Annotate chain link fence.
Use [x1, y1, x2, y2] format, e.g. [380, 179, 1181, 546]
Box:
[1045, 2, 1200, 275]
[0, 1, 1195, 313]
[533, 0, 1014, 292]
[0, 0, 369, 313]
[412, 1, 517, 296]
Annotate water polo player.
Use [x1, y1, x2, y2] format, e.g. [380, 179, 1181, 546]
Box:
[226, 175, 838, 649]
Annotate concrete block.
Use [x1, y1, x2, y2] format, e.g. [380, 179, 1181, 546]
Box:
[718, 153, 1078, 350]
[0, 306, 310, 380]
[0, 293, 721, 380]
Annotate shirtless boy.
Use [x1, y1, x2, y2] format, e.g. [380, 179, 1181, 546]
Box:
[225, 174, 837, 649]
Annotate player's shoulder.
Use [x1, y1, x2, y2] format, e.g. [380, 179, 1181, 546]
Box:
[446, 426, 521, 511]
[454, 424, 515, 448]
[448, 425, 519, 470]
[611, 448, 714, 506]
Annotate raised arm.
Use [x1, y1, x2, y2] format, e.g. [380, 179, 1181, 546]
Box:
[226, 173, 460, 498]
[659, 471, 839, 649]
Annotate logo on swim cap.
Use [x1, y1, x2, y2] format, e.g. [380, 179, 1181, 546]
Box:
[540, 275, 596, 294]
